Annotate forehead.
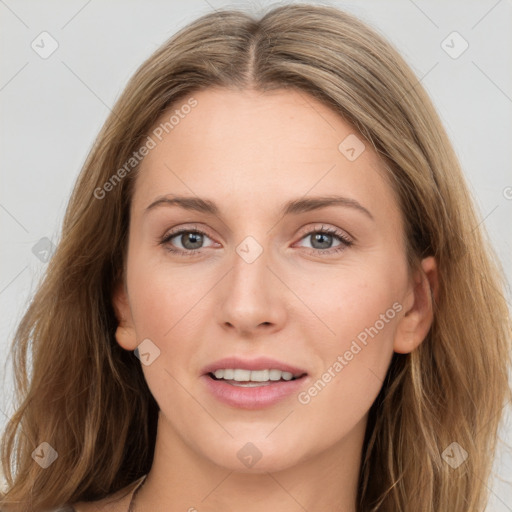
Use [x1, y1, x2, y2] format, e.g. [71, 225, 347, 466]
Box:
[131, 87, 400, 224]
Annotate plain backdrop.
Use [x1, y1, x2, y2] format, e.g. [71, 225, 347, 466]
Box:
[1, 0, 511, 508]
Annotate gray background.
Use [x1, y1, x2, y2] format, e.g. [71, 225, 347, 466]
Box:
[1, 0, 511, 508]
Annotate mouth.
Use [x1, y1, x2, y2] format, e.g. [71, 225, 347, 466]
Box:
[200, 357, 309, 409]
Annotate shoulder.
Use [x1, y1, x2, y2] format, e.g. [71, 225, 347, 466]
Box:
[70, 476, 146, 512]
[71, 492, 129, 512]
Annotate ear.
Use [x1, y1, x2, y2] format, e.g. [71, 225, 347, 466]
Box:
[393, 256, 438, 354]
[112, 280, 138, 351]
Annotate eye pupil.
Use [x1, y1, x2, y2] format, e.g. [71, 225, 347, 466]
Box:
[182, 232, 203, 250]
[311, 232, 332, 249]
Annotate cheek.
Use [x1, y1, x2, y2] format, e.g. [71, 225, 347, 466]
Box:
[294, 260, 403, 350]
[125, 253, 210, 391]
[126, 247, 203, 339]
[293, 264, 401, 413]
[296, 313, 397, 442]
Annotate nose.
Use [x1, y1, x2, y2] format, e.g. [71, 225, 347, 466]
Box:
[217, 242, 287, 337]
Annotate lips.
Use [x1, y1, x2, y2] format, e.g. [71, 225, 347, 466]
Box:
[200, 356, 309, 409]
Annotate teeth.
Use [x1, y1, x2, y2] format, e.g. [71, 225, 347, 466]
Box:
[212, 368, 299, 382]
[213, 369, 225, 379]
[269, 369, 283, 381]
[223, 369, 235, 380]
[233, 369, 251, 381]
[249, 370, 269, 382]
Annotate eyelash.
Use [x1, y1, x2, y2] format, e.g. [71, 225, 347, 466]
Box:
[159, 225, 353, 258]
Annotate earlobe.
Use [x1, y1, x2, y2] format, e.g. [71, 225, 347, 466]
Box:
[112, 280, 138, 351]
[393, 256, 438, 354]
[115, 324, 138, 351]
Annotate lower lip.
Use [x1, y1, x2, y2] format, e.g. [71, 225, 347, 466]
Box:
[201, 374, 308, 410]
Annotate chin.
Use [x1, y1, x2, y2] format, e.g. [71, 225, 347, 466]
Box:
[198, 434, 308, 474]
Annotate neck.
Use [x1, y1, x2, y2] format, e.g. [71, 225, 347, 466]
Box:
[135, 412, 366, 511]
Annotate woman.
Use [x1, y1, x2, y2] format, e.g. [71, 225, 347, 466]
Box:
[1, 4, 510, 511]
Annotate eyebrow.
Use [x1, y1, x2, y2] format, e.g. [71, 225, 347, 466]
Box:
[144, 194, 374, 220]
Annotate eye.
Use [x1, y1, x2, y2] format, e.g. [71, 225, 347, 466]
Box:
[160, 227, 216, 256]
[296, 224, 353, 256]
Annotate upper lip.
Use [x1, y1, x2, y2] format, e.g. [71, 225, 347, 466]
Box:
[201, 357, 308, 377]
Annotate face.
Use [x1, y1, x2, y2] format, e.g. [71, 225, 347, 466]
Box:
[113, 87, 435, 473]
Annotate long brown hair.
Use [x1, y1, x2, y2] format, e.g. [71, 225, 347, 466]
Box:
[1, 4, 511, 511]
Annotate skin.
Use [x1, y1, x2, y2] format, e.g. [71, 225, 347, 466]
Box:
[75, 87, 437, 512]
